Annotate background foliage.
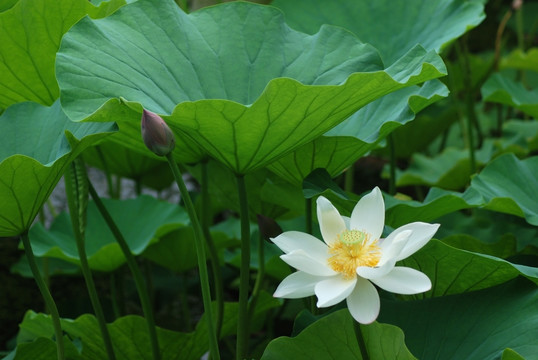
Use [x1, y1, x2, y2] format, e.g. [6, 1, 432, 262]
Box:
[0, 0, 537, 359]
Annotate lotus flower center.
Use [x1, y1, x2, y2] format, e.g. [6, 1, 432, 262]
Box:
[327, 230, 381, 280]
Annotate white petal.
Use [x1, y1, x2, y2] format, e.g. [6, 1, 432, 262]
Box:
[391, 223, 440, 261]
[370, 267, 431, 295]
[273, 271, 321, 298]
[356, 259, 396, 280]
[350, 187, 384, 241]
[378, 230, 412, 266]
[316, 196, 347, 246]
[315, 276, 357, 307]
[346, 277, 380, 324]
[281, 249, 336, 276]
[271, 231, 328, 256]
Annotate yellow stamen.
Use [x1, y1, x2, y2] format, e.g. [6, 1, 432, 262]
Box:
[327, 230, 381, 280]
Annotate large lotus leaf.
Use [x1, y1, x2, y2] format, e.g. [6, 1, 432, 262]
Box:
[482, 72, 538, 118]
[56, 0, 447, 174]
[0, 101, 116, 237]
[400, 240, 538, 299]
[261, 310, 415, 360]
[384, 187, 478, 228]
[266, 0, 481, 183]
[272, 0, 485, 65]
[436, 210, 538, 253]
[82, 141, 174, 190]
[501, 48, 538, 73]
[267, 80, 448, 184]
[28, 195, 189, 271]
[390, 142, 495, 190]
[468, 153, 538, 226]
[379, 278, 538, 360]
[442, 234, 520, 260]
[0, 0, 126, 109]
[0, 0, 17, 12]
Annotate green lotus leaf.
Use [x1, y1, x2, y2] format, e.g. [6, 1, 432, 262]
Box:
[0, 0, 17, 12]
[401, 240, 538, 299]
[469, 153, 538, 226]
[14, 311, 194, 360]
[482, 72, 538, 118]
[13, 292, 280, 360]
[268, 0, 487, 183]
[501, 348, 526, 360]
[436, 209, 538, 253]
[384, 187, 479, 228]
[442, 234, 519, 260]
[56, 0, 446, 174]
[272, 0, 485, 65]
[28, 195, 189, 271]
[499, 120, 538, 155]
[501, 48, 538, 73]
[0, 101, 116, 237]
[268, 80, 448, 184]
[379, 278, 538, 360]
[390, 142, 495, 190]
[0, 0, 126, 109]
[261, 310, 415, 360]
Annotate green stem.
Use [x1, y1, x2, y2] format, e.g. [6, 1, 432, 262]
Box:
[110, 272, 122, 318]
[236, 175, 251, 360]
[200, 161, 224, 339]
[353, 321, 369, 360]
[88, 182, 161, 360]
[388, 134, 396, 195]
[96, 146, 116, 199]
[64, 163, 116, 360]
[21, 231, 65, 360]
[247, 230, 265, 325]
[456, 37, 477, 173]
[165, 154, 220, 360]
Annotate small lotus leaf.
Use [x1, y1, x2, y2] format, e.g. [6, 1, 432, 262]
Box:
[0, 101, 116, 237]
[482, 72, 538, 118]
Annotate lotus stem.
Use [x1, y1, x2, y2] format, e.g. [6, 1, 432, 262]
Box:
[236, 174, 251, 360]
[88, 182, 161, 360]
[64, 161, 116, 360]
[247, 229, 265, 326]
[200, 161, 224, 339]
[165, 154, 220, 360]
[353, 321, 370, 360]
[20, 230, 65, 360]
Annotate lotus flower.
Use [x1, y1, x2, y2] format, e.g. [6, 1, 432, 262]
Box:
[272, 187, 439, 324]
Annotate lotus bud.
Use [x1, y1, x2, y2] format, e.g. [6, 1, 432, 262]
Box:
[141, 109, 175, 156]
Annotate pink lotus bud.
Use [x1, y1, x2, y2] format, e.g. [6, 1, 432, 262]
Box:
[141, 109, 175, 156]
[512, 0, 523, 10]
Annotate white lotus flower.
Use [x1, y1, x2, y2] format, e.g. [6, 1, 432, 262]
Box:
[272, 187, 439, 324]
